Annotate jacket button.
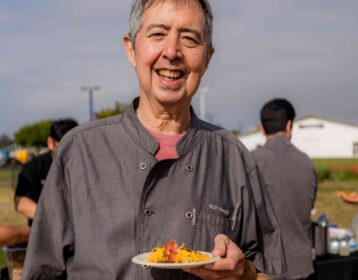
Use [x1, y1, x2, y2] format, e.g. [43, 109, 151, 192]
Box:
[185, 164, 193, 172]
[139, 162, 147, 170]
[144, 208, 153, 216]
[185, 211, 193, 219]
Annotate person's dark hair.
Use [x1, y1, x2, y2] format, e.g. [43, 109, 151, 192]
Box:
[128, 0, 213, 49]
[50, 119, 78, 142]
[260, 98, 296, 135]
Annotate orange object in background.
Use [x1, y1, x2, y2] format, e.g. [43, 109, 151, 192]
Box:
[16, 149, 28, 164]
[337, 191, 358, 204]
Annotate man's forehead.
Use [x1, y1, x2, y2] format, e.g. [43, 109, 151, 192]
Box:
[145, 0, 202, 11]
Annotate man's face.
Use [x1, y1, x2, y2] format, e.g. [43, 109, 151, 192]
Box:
[124, 1, 214, 108]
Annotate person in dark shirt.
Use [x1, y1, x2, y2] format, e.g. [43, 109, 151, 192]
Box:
[14, 118, 78, 225]
[252, 99, 317, 280]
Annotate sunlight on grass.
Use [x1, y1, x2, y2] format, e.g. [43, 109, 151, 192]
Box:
[0, 188, 27, 226]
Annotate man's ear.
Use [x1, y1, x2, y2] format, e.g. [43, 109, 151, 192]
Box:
[259, 124, 266, 136]
[47, 137, 56, 152]
[203, 47, 215, 75]
[286, 120, 292, 133]
[123, 35, 136, 69]
[285, 120, 293, 139]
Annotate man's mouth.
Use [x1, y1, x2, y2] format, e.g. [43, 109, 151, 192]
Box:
[156, 69, 185, 81]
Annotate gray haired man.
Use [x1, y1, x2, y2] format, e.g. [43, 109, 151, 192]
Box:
[22, 1, 286, 279]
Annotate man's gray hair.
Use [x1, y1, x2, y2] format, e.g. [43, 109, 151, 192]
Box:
[128, 0, 213, 49]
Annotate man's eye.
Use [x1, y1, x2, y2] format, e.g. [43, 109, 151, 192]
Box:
[182, 36, 200, 47]
[149, 33, 164, 38]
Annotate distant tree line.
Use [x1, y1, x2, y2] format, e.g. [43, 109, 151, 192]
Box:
[95, 101, 128, 119]
[2, 101, 245, 147]
[4, 101, 129, 147]
[15, 120, 54, 148]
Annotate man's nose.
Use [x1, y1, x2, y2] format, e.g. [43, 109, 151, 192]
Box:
[162, 35, 182, 61]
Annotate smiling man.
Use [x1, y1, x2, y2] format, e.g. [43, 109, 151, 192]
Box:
[22, 1, 286, 279]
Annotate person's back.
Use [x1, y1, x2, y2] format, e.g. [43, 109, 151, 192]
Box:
[252, 99, 317, 280]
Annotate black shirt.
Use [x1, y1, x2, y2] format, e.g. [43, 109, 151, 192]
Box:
[15, 152, 52, 225]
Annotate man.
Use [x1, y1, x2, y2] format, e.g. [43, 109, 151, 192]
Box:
[14, 118, 78, 225]
[22, 1, 286, 279]
[252, 99, 317, 280]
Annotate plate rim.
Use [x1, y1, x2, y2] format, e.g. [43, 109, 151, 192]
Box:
[132, 251, 221, 269]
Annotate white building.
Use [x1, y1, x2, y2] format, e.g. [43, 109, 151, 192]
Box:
[238, 115, 358, 159]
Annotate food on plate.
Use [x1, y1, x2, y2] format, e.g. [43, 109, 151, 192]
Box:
[147, 240, 210, 263]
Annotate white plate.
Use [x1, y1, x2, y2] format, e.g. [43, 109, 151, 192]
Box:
[132, 252, 221, 269]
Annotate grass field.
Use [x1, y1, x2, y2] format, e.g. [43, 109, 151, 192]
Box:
[0, 168, 19, 184]
[312, 158, 358, 169]
[311, 159, 358, 227]
[314, 180, 357, 228]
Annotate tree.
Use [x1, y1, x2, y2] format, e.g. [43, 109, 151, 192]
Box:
[95, 101, 129, 119]
[231, 130, 241, 136]
[0, 134, 13, 149]
[14, 120, 54, 147]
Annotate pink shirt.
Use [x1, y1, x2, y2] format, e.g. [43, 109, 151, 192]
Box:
[148, 129, 186, 160]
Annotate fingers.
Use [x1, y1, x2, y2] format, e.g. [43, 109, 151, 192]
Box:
[210, 234, 244, 270]
[212, 234, 230, 257]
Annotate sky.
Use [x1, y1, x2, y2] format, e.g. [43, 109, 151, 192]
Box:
[1, 0, 357, 137]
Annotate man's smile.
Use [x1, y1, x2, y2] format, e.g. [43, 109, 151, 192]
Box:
[156, 69, 186, 81]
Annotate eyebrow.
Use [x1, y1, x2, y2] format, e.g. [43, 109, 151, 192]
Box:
[145, 23, 170, 32]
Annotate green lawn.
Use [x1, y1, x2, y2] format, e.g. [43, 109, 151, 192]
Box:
[314, 180, 357, 228]
[311, 159, 358, 227]
[0, 169, 18, 182]
[0, 251, 6, 270]
[312, 158, 358, 169]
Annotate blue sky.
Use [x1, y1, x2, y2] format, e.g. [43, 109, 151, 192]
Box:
[1, 0, 357, 136]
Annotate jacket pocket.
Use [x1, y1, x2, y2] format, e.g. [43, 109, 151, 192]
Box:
[193, 211, 231, 250]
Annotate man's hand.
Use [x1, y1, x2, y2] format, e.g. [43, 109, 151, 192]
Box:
[183, 234, 257, 280]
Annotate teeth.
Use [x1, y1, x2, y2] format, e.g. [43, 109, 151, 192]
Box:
[158, 69, 183, 79]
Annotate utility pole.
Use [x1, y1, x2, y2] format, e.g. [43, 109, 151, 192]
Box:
[199, 86, 209, 121]
[81, 86, 100, 121]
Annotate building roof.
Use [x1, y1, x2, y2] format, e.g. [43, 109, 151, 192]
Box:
[240, 115, 358, 137]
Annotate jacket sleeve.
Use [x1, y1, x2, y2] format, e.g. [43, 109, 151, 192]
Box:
[22, 159, 74, 279]
[247, 165, 287, 275]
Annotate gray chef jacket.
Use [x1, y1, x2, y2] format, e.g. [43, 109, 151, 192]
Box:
[23, 98, 286, 280]
[252, 135, 317, 279]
